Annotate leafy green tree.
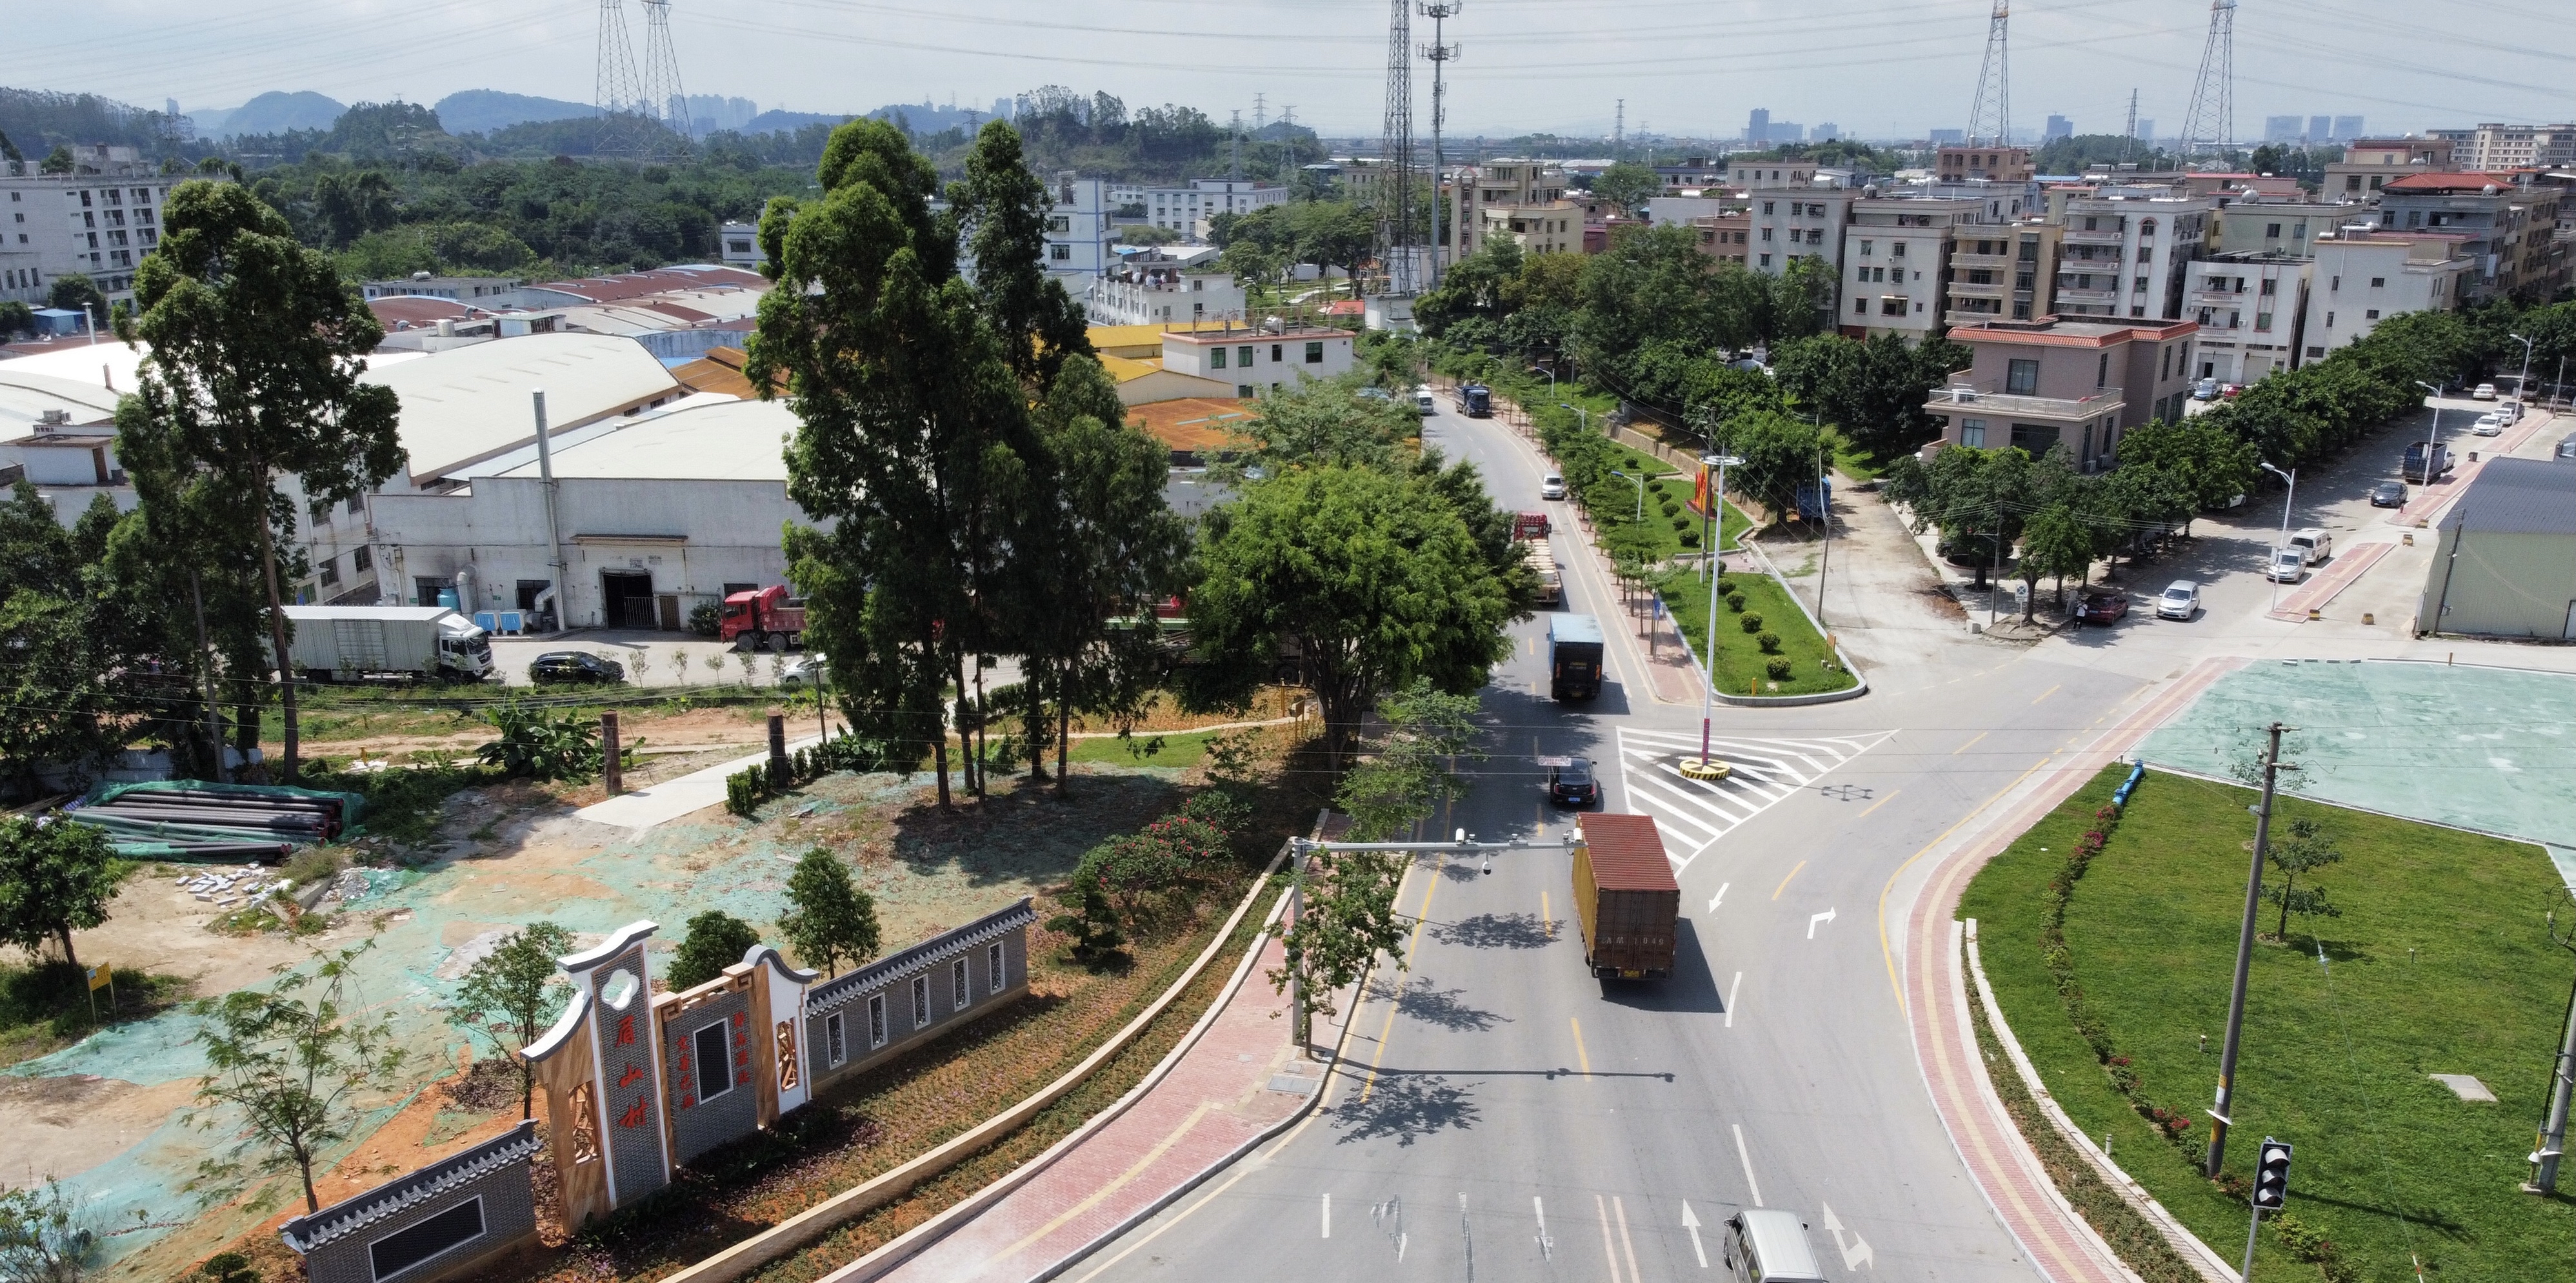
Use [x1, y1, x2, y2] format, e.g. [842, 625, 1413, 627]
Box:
[1770, 253, 1840, 341]
[0, 818, 119, 973]
[1268, 846, 1410, 1048]
[667, 911, 763, 990]
[1883, 444, 2030, 588]
[0, 130, 21, 163]
[197, 1251, 258, 1282]
[1184, 465, 1514, 765]
[0, 485, 130, 796]
[947, 121, 1091, 393]
[114, 181, 403, 784]
[310, 170, 397, 248]
[778, 848, 881, 976]
[190, 942, 402, 1213]
[474, 702, 604, 780]
[1715, 410, 1825, 527]
[0, 1178, 95, 1281]
[450, 921, 575, 1118]
[2016, 501, 2096, 619]
[1334, 680, 1485, 840]
[2114, 418, 2259, 530]
[39, 145, 73, 175]
[1215, 376, 1415, 478]
[0, 300, 34, 339]
[1590, 161, 1660, 216]
[1577, 224, 1741, 383]
[2262, 818, 2344, 942]
[44, 274, 105, 327]
[1288, 200, 1376, 294]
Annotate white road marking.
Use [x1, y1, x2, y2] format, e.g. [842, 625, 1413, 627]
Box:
[1533, 1195, 1553, 1260]
[1808, 907, 1837, 938]
[1725, 971, 1742, 1027]
[1321, 1191, 1329, 1238]
[1597, 1194, 1625, 1283]
[1708, 881, 1730, 913]
[1734, 1123, 1765, 1207]
[1615, 1195, 1643, 1283]
[1614, 729, 1893, 863]
[1821, 1202, 1877, 1270]
[1681, 1200, 1710, 1269]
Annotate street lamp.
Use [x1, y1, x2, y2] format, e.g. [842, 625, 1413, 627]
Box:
[2509, 332, 2537, 406]
[1683, 454, 1744, 782]
[1529, 366, 1557, 399]
[1608, 469, 1646, 522]
[1559, 401, 1590, 434]
[2259, 461, 2295, 612]
[2414, 381, 2447, 486]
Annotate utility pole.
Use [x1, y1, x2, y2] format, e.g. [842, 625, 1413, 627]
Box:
[1815, 446, 1833, 629]
[1419, 1, 1461, 289]
[2528, 893, 2576, 1193]
[2208, 722, 2292, 1178]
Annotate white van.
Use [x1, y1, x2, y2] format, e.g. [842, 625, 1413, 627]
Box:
[1414, 385, 1437, 416]
[1724, 1209, 1828, 1282]
[2288, 527, 2331, 564]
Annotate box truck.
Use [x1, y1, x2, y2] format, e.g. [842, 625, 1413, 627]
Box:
[1548, 613, 1604, 700]
[283, 607, 493, 683]
[1570, 813, 1680, 980]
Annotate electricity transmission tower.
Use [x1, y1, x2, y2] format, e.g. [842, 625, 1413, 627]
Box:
[1421, 1, 1460, 289]
[1613, 98, 1624, 158]
[1964, 0, 2010, 146]
[595, 0, 648, 156]
[1379, 0, 1417, 295]
[1253, 93, 1267, 132]
[2122, 88, 2139, 161]
[638, 0, 690, 148]
[2181, 0, 2236, 156]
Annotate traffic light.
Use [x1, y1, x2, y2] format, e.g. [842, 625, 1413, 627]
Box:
[2253, 1138, 2293, 1210]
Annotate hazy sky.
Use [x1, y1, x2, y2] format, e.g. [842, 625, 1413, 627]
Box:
[23, 0, 2573, 142]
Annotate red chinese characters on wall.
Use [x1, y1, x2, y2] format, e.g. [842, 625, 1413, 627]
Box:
[618, 1062, 643, 1089]
[618, 1100, 648, 1129]
[615, 1013, 636, 1047]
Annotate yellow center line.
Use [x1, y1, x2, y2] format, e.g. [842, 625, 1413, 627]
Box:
[1571, 1016, 1592, 1075]
[1358, 855, 1445, 1104]
[1541, 889, 1553, 939]
[1771, 859, 1808, 901]
[2031, 683, 2062, 705]
[1854, 789, 1901, 820]
[1951, 730, 1989, 755]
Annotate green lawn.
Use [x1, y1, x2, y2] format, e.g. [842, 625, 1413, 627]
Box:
[1062, 727, 1218, 768]
[1959, 765, 2575, 1282]
[1655, 565, 1854, 697]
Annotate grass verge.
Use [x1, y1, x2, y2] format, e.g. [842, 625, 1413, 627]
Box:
[0, 959, 194, 1069]
[1655, 565, 1855, 697]
[1959, 764, 2574, 1282]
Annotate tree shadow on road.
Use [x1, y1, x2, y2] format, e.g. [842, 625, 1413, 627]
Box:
[1329, 1071, 1481, 1147]
[1366, 973, 1512, 1032]
[1430, 911, 1558, 950]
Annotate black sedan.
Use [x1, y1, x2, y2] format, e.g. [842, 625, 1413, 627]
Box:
[529, 651, 625, 684]
[2370, 480, 2406, 507]
[1548, 758, 1599, 807]
[2073, 592, 2130, 625]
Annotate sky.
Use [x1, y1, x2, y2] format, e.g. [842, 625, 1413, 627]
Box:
[19, 0, 2575, 143]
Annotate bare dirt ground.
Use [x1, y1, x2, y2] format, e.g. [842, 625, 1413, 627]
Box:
[275, 704, 783, 768]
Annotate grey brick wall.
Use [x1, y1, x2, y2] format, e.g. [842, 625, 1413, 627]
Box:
[805, 924, 1030, 1095]
[592, 945, 668, 1202]
[295, 1151, 536, 1283]
[663, 988, 756, 1163]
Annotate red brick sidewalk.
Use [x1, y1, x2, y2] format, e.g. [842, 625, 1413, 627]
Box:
[846, 922, 1315, 1283]
[2265, 541, 2393, 623]
[1902, 658, 2241, 1283]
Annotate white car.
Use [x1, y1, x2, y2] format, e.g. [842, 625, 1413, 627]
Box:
[2267, 548, 2305, 583]
[1540, 473, 1566, 500]
[2497, 400, 2525, 424]
[2471, 383, 2499, 400]
[778, 654, 830, 687]
[2471, 412, 2505, 436]
[2156, 580, 2201, 620]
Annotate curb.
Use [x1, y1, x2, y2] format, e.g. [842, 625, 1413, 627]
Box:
[1652, 565, 1868, 709]
[661, 833, 1299, 1283]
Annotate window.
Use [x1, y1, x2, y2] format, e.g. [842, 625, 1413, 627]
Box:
[2012, 301, 2032, 319]
[1237, 345, 1253, 366]
[868, 993, 887, 1047]
[2017, 238, 2039, 262]
[2255, 312, 2273, 330]
[352, 547, 372, 573]
[1854, 298, 1868, 314]
[1760, 227, 1773, 241]
[347, 494, 364, 516]
[1210, 346, 1227, 369]
[2265, 223, 2282, 238]
[2133, 276, 2150, 292]
[2326, 312, 2335, 327]
[2330, 275, 2340, 291]
[2259, 278, 2277, 297]
[2369, 277, 2385, 288]
[2306, 345, 2326, 358]
[1758, 254, 1770, 268]
[1892, 241, 1907, 258]
[1237, 384, 1255, 398]
[988, 942, 1006, 993]
[952, 958, 970, 1009]
[1048, 244, 1070, 262]
[1959, 418, 1988, 447]
[1761, 201, 1775, 216]
[825, 1011, 846, 1066]
[1859, 239, 1873, 256]
[367, 1197, 484, 1282]
[694, 1021, 734, 1101]
[2365, 308, 2381, 320]
[1304, 341, 1324, 364]
[2108, 352, 2119, 387]
[319, 558, 340, 587]
[911, 975, 930, 1028]
[1270, 343, 1283, 361]
[2006, 359, 2040, 395]
[1881, 298, 1906, 317]
[2136, 246, 2152, 262]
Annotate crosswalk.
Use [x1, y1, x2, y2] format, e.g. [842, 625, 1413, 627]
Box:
[1612, 727, 1892, 867]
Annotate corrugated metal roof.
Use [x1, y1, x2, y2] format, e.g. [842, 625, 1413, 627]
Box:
[1581, 813, 1677, 892]
[2445, 458, 2576, 535]
[495, 398, 797, 482]
[366, 332, 681, 482]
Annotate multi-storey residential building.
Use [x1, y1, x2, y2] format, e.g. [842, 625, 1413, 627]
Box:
[1, 145, 183, 311]
[1837, 198, 1982, 339]
[1935, 146, 2033, 185]
[1688, 212, 1752, 267]
[2183, 250, 2311, 384]
[1042, 174, 1114, 288]
[360, 275, 524, 304]
[1449, 159, 1575, 261]
[1143, 179, 1287, 240]
[1895, 175, 2043, 223]
[2212, 199, 2328, 257]
[717, 221, 758, 270]
[1155, 323, 1354, 399]
[2299, 230, 2475, 365]
[1744, 177, 1859, 278]
[2437, 124, 2576, 172]
[2374, 172, 2569, 301]
[2051, 192, 2212, 320]
[1653, 157, 1727, 193]
[1922, 316, 2201, 469]
[2322, 137, 2454, 204]
[1084, 246, 1244, 327]
[1728, 157, 1817, 190]
[1944, 221, 2061, 326]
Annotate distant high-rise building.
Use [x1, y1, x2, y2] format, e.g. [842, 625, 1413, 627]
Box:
[2045, 114, 2073, 140]
[2332, 115, 2364, 141]
[2307, 115, 2331, 143]
[2133, 118, 2155, 142]
[1747, 108, 1770, 144]
[1928, 128, 1966, 145]
[1768, 121, 1807, 144]
[1812, 121, 1841, 142]
[166, 97, 180, 117]
[994, 96, 1013, 122]
[682, 96, 759, 132]
[2264, 115, 2302, 143]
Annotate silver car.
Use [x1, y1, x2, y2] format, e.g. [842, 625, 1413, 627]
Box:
[778, 654, 830, 687]
[2157, 580, 2201, 620]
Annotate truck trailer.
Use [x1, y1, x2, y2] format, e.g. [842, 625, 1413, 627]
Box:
[1570, 813, 1681, 980]
[1548, 613, 1604, 700]
[721, 585, 810, 651]
[282, 607, 494, 683]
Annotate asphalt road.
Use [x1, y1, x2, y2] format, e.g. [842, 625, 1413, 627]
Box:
[1071, 402, 2152, 1282]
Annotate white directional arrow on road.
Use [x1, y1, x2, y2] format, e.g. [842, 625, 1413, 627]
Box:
[1821, 1202, 1875, 1270]
[1681, 1201, 1709, 1268]
[1808, 907, 1837, 938]
[1708, 882, 1730, 913]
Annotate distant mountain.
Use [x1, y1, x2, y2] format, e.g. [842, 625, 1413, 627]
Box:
[739, 109, 854, 136]
[435, 89, 592, 136]
[217, 90, 346, 137]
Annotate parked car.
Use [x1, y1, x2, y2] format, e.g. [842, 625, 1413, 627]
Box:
[2288, 527, 2331, 563]
[1357, 385, 1393, 404]
[2497, 399, 2524, 424]
[2472, 383, 2499, 400]
[1540, 472, 1567, 500]
[2471, 411, 2506, 436]
[2267, 547, 2306, 583]
[530, 651, 624, 684]
[2156, 581, 2202, 620]
[2073, 592, 2130, 625]
[777, 654, 830, 688]
[2369, 480, 2407, 507]
[2194, 377, 2221, 401]
[2221, 383, 2244, 399]
[1548, 757, 1600, 807]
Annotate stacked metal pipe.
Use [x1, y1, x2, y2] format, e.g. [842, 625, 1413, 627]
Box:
[65, 782, 363, 862]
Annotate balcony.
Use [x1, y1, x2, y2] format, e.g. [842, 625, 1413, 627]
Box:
[1951, 251, 2015, 272]
[2063, 227, 2127, 246]
[2055, 286, 2119, 306]
[1926, 384, 2127, 424]
[2190, 287, 2248, 307]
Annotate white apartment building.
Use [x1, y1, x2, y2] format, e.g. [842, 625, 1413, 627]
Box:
[2051, 191, 2213, 321]
[1085, 246, 1245, 326]
[1837, 198, 1982, 339]
[1042, 174, 1113, 291]
[1449, 159, 1572, 259]
[1155, 324, 1353, 398]
[2437, 124, 2576, 172]
[2299, 231, 2475, 365]
[718, 220, 759, 270]
[1143, 179, 1288, 240]
[2, 146, 182, 310]
[2182, 250, 2311, 384]
[1746, 186, 1860, 278]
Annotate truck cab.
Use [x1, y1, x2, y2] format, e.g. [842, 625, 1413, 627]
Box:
[1459, 383, 1492, 417]
[2402, 440, 2453, 483]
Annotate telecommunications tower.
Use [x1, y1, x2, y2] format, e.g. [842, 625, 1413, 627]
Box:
[1964, 0, 2010, 146]
[1379, 0, 1417, 294]
[2181, 0, 2236, 156]
[1421, 1, 1460, 288]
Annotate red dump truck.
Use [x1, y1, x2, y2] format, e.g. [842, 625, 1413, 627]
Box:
[720, 585, 808, 651]
[1570, 813, 1681, 980]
